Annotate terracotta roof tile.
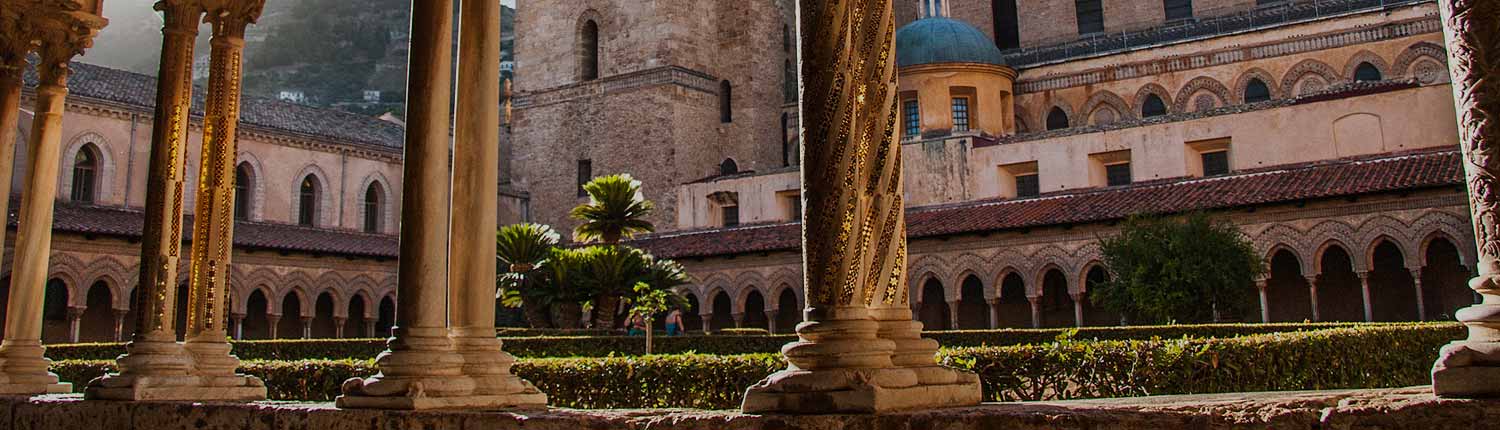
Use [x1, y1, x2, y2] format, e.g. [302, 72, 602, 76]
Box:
[14, 202, 399, 258]
[24, 62, 405, 150]
[630, 149, 1464, 259]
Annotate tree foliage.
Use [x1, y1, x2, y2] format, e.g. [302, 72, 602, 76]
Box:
[1092, 213, 1265, 324]
[571, 174, 656, 244]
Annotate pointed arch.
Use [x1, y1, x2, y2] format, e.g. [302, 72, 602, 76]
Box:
[1393, 41, 1449, 84]
[292, 164, 333, 227]
[1082, 90, 1132, 126]
[235, 151, 267, 221]
[949, 253, 993, 298]
[60, 132, 116, 204]
[1314, 239, 1359, 274]
[1355, 215, 1418, 269]
[1411, 211, 1477, 268]
[1133, 83, 1174, 117]
[1173, 76, 1231, 113]
[1233, 67, 1282, 103]
[358, 172, 394, 234]
[1342, 50, 1391, 83]
[577, 9, 605, 81]
[1281, 59, 1340, 97]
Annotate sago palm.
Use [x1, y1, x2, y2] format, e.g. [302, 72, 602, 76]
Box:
[576, 245, 650, 329]
[638, 255, 693, 311]
[571, 174, 656, 244]
[496, 223, 561, 328]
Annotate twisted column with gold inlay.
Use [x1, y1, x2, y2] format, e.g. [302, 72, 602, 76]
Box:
[0, 0, 104, 395]
[86, 0, 205, 400]
[741, 0, 979, 413]
[1433, 0, 1500, 397]
[447, 0, 545, 408]
[337, 0, 477, 409]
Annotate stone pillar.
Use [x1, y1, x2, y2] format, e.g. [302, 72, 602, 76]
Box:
[764, 310, 778, 333]
[444, 0, 542, 407]
[1358, 272, 1374, 322]
[1411, 268, 1427, 321]
[1256, 279, 1270, 323]
[231, 314, 244, 340]
[112, 310, 127, 342]
[299, 317, 311, 339]
[266, 314, 279, 339]
[1070, 293, 1084, 327]
[66, 308, 83, 343]
[86, 0, 200, 401]
[732, 313, 745, 329]
[1306, 275, 1321, 322]
[1433, 0, 1500, 397]
[178, 0, 265, 400]
[363, 318, 376, 338]
[742, 0, 980, 413]
[699, 313, 713, 334]
[945, 300, 960, 330]
[0, 6, 103, 394]
[333, 318, 345, 339]
[986, 299, 999, 329]
[1029, 297, 1042, 328]
[0, 15, 34, 273]
[337, 0, 477, 409]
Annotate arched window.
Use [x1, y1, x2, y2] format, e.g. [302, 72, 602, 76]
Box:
[71, 144, 99, 203]
[1045, 107, 1070, 131]
[298, 175, 319, 227]
[580, 19, 600, 81]
[1245, 78, 1272, 103]
[720, 159, 739, 176]
[234, 163, 252, 220]
[1354, 62, 1382, 82]
[363, 182, 384, 233]
[1141, 94, 1167, 118]
[720, 80, 733, 123]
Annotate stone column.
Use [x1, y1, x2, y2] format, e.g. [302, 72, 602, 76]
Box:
[699, 312, 713, 334]
[231, 314, 244, 340]
[1256, 279, 1270, 323]
[66, 308, 83, 343]
[764, 310, 778, 333]
[1411, 268, 1427, 321]
[112, 310, 127, 342]
[986, 299, 999, 329]
[1358, 272, 1374, 322]
[337, 0, 477, 409]
[266, 314, 278, 339]
[945, 300, 960, 330]
[333, 318, 345, 339]
[298, 318, 311, 339]
[0, 14, 35, 269]
[732, 313, 745, 329]
[742, 0, 979, 413]
[1029, 297, 1042, 328]
[1306, 275, 1321, 322]
[1434, 0, 1500, 397]
[363, 318, 376, 338]
[1070, 293, 1084, 327]
[86, 0, 199, 401]
[445, 0, 542, 407]
[179, 0, 265, 400]
[0, 7, 103, 394]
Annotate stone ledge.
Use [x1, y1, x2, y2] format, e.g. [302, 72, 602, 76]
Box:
[0, 387, 1495, 429]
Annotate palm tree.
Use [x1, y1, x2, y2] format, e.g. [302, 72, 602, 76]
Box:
[571, 174, 655, 244]
[496, 223, 562, 328]
[543, 247, 592, 329]
[576, 245, 649, 330]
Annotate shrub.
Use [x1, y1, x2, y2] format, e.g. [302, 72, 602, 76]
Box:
[44, 322, 1440, 361]
[50, 324, 1463, 409]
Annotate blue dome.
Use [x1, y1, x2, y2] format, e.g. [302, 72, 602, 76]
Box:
[896, 17, 1006, 68]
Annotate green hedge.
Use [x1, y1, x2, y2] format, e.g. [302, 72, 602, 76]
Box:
[46, 322, 1407, 361]
[51, 324, 1463, 409]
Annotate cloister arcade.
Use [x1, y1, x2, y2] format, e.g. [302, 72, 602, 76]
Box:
[678, 208, 1479, 331]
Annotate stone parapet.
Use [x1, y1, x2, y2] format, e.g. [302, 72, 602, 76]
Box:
[2, 387, 1498, 429]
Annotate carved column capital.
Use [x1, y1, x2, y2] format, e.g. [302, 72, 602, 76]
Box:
[202, 0, 264, 39]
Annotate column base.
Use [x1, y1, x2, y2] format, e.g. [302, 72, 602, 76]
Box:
[450, 331, 548, 408]
[1433, 340, 1500, 398]
[0, 382, 72, 395]
[742, 367, 979, 414]
[335, 391, 549, 411]
[336, 327, 476, 409]
[85, 377, 265, 401]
